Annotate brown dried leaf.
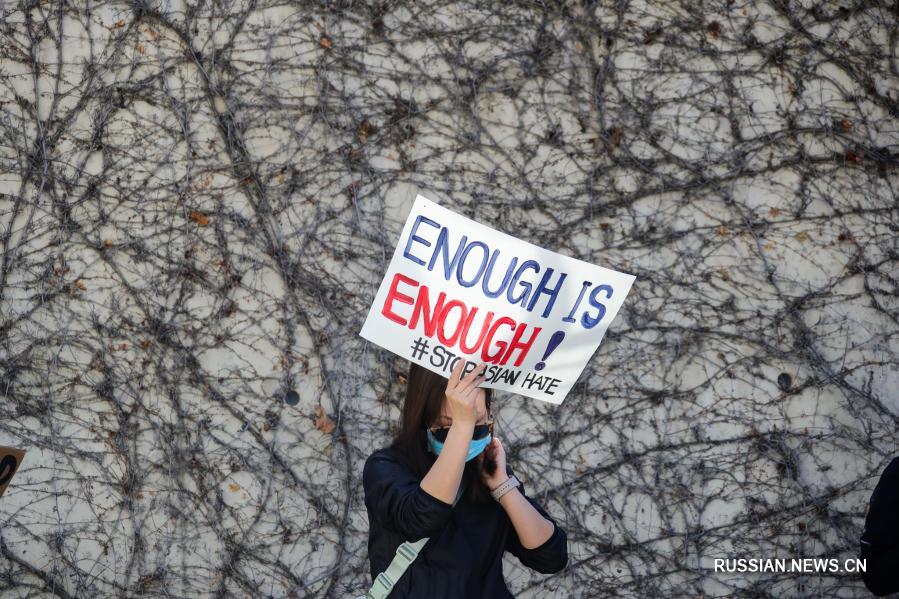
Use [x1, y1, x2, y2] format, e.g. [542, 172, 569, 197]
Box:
[314, 405, 336, 434]
[841, 118, 853, 131]
[769, 207, 779, 218]
[228, 483, 240, 492]
[716, 225, 727, 236]
[609, 127, 623, 147]
[359, 119, 373, 143]
[320, 35, 332, 49]
[190, 210, 210, 226]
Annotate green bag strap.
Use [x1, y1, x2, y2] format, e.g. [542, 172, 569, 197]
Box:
[363, 483, 465, 599]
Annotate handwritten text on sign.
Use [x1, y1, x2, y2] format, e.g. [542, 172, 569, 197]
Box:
[360, 194, 635, 403]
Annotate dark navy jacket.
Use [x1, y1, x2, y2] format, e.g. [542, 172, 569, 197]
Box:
[860, 457, 899, 596]
[362, 446, 568, 598]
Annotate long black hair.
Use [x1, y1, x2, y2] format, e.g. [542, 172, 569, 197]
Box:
[389, 361, 495, 504]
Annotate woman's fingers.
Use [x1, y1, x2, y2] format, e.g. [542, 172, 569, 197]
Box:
[457, 361, 487, 394]
[447, 357, 465, 389]
[490, 437, 503, 458]
[445, 359, 482, 423]
[445, 360, 490, 424]
[457, 360, 479, 388]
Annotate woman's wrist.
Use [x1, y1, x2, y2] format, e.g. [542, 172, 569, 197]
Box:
[445, 421, 475, 448]
[489, 476, 511, 492]
[450, 419, 476, 431]
[490, 475, 520, 501]
[496, 485, 521, 506]
[442, 422, 476, 458]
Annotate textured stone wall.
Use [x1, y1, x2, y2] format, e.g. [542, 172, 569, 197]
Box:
[1, 1, 897, 597]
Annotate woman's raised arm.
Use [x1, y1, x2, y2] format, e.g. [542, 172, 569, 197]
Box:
[418, 360, 487, 504]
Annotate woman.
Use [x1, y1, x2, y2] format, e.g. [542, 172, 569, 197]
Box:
[362, 358, 568, 598]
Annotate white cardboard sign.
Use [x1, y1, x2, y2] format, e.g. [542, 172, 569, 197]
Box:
[360, 194, 636, 404]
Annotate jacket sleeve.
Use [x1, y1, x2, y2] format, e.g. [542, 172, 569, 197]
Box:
[861, 544, 899, 597]
[363, 450, 455, 542]
[504, 466, 569, 574]
[860, 457, 899, 596]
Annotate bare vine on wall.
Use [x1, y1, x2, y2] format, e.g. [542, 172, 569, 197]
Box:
[0, 1, 897, 597]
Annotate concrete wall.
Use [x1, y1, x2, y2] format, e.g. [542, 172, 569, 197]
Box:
[0, 1, 896, 597]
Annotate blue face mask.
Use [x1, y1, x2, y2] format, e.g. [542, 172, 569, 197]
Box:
[427, 428, 492, 461]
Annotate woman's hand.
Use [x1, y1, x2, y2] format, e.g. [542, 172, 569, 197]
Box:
[479, 436, 509, 490]
[444, 359, 486, 426]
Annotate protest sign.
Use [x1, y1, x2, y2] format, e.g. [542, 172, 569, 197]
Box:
[0, 446, 26, 498]
[360, 193, 636, 404]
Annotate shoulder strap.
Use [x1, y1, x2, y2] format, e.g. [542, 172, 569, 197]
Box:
[364, 484, 465, 599]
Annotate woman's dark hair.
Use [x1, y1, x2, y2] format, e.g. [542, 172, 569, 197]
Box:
[389, 361, 496, 504]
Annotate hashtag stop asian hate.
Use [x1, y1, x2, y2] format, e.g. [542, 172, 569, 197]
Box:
[359, 194, 636, 404]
